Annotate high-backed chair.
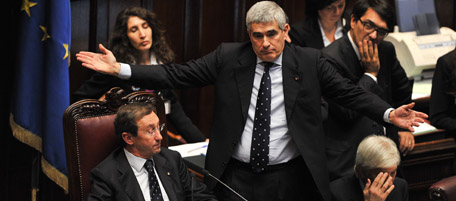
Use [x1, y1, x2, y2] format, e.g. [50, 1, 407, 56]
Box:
[63, 87, 168, 201]
[429, 175, 456, 201]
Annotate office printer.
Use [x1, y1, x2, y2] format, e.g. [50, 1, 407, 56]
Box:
[384, 27, 456, 79]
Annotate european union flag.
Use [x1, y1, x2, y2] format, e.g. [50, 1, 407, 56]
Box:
[10, 0, 71, 192]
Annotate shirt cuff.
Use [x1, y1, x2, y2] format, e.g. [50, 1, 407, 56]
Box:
[383, 108, 394, 123]
[118, 63, 132, 80]
[364, 73, 377, 83]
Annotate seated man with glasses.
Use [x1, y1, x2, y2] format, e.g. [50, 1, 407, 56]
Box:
[320, 0, 415, 181]
[87, 102, 216, 201]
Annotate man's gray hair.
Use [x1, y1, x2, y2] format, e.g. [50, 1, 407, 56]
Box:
[355, 135, 400, 172]
[245, 1, 288, 32]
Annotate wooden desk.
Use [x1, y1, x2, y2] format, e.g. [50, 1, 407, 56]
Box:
[401, 131, 456, 201]
[183, 155, 206, 182]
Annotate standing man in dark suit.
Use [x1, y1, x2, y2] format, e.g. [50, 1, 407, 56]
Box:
[77, 1, 427, 200]
[87, 102, 216, 201]
[321, 0, 416, 181]
[330, 135, 409, 201]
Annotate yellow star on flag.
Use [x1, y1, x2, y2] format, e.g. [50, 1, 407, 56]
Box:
[40, 25, 51, 41]
[21, 0, 37, 17]
[63, 44, 69, 60]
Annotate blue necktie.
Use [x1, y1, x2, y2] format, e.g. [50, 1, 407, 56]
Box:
[144, 160, 164, 201]
[250, 62, 273, 173]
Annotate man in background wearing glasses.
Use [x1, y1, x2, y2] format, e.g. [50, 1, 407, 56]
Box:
[321, 0, 415, 182]
[87, 102, 216, 201]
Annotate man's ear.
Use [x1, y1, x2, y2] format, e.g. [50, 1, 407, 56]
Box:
[122, 132, 134, 145]
[350, 14, 357, 28]
[283, 23, 291, 43]
[283, 23, 290, 34]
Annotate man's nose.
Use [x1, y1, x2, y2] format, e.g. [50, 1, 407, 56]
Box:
[369, 30, 378, 40]
[262, 37, 271, 48]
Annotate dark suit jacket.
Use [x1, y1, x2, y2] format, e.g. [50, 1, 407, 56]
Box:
[321, 36, 412, 181]
[87, 147, 216, 201]
[126, 42, 393, 201]
[289, 16, 350, 49]
[330, 174, 409, 201]
[430, 50, 456, 134]
[73, 73, 206, 143]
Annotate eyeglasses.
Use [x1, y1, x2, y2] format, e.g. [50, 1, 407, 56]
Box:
[145, 123, 165, 136]
[358, 19, 389, 38]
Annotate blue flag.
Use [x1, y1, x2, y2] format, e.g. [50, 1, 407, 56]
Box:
[10, 0, 71, 191]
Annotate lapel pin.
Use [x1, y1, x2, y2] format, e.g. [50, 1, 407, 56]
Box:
[295, 76, 299, 81]
[167, 172, 171, 176]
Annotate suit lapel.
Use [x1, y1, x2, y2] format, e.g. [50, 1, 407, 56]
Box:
[234, 47, 257, 123]
[117, 150, 146, 201]
[340, 36, 365, 81]
[345, 36, 363, 73]
[153, 153, 177, 201]
[307, 18, 325, 49]
[281, 45, 301, 122]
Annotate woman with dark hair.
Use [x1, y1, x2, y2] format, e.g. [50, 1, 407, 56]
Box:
[289, 0, 350, 49]
[108, 7, 174, 65]
[73, 7, 206, 143]
[289, 0, 349, 121]
[430, 48, 456, 137]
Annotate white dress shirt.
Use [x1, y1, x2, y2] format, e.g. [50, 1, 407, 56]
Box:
[124, 149, 170, 201]
[318, 18, 345, 47]
[231, 53, 300, 165]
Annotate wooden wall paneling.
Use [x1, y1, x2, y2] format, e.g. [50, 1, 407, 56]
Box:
[70, 0, 92, 102]
[149, 0, 186, 63]
[178, 0, 207, 136]
[232, 0, 247, 42]
[281, 0, 307, 25]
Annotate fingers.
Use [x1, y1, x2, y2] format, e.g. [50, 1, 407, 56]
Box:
[371, 172, 387, 190]
[358, 41, 366, 60]
[368, 40, 374, 58]
[415, 111, 429, 119]
[362, 40, 368, 60]
[373, 172, 394, 194]
[385, 184, 395, 195]
[399, 131, 415, 156]
[99, 43, 110, 54]
[373, 42, 378, 59]
[363, 178, 371, 198]
[402, 102, 415, 110]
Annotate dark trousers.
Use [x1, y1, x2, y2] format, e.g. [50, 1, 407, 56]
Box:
[214, 157, 324, 201]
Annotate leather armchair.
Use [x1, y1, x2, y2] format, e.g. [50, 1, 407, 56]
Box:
[429, 175, 456, 201]
[63, 87, 168, 201]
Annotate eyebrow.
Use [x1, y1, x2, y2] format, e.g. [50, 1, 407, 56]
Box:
[365, 19, 388, 31]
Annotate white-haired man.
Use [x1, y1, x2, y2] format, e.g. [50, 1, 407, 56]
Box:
[77, 1, 426, 200]
[330, 135, 409, 201]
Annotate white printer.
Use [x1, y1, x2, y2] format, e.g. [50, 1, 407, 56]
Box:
[385, 27, 456, 79]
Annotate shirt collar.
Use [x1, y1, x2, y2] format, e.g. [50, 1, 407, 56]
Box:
[124, 148, 153, 172]
[150, 52, 159, 65]
[318, 18, 345, 47]
[256, 52, 283, 67]
[347, 30, 361, 60]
